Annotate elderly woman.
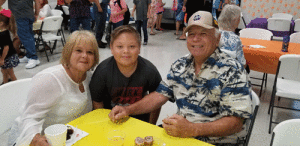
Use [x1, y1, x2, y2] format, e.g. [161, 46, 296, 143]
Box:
[218, 4, 246, 67]
[9, 30, 99, 146]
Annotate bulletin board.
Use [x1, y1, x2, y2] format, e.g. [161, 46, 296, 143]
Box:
[241, 0, 300, 19]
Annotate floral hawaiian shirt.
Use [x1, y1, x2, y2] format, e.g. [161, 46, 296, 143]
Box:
[219, 30, 246, 66]
[156, 48, 252, 144]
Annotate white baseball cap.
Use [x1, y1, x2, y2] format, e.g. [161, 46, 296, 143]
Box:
[184, 11, 214, 34]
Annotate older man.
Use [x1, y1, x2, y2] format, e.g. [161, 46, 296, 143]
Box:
[109, 11, 252, 145]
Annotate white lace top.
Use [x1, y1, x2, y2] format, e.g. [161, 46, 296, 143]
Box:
[10, 65, 93, 146]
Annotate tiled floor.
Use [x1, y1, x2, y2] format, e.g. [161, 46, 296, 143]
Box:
[1, 28, 299, 146]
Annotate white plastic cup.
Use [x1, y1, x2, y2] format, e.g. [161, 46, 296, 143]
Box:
[44, 124, 67, 146]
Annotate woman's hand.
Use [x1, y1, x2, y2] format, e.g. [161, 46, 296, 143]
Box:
[30, 133, 50, 146]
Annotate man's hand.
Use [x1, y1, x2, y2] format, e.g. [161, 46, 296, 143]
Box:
[108, 105, 129, 123]
[162, 114, 194, 138]
[30, 134, 50, 146]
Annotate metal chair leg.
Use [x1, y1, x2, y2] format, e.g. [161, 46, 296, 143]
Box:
[269, 97, 275, 134]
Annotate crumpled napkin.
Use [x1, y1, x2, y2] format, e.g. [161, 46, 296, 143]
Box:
[248, 45, 266, 48]
[66, 125, 89, 146]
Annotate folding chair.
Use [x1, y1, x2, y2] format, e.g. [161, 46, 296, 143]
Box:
[267, 18, 291, 40]
[294, 19, 300, 32]
[236, 90, 260, 146]
[272, 13, 293, 21]
[290, 32, 300, 43]
[268, 54, 300, 133]
[51, 9, 63, 16]
[36, 16, 64, 62]
[270, 119, 300, 146]
[0, 78, 32, 136]
[239, 28, 273, 97]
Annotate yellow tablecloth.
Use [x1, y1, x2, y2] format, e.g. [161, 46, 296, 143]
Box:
[67, 109, 213, 146]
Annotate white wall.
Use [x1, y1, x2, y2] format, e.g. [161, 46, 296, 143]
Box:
[2, 0, 8, 9]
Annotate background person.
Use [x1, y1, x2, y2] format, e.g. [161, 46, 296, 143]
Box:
[218, 5, 246, 68]
[0, 9, 19, 85]
[109, 11, 252, 145]
[109, 0, 127, 30]
[8, 30, 99, 146]
[93, 0, 109, 48]
[90, 25, 162, 124]
[132, 0, 151, 45]
[0, 0, 41, 69]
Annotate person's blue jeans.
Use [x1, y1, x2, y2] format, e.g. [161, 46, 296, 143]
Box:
[70, 17, 91, 33]
[16, 18, 38, 60]
[112, 20, 124, 30]
[136, 19, 148, 43]
[93, 3, 108, 42]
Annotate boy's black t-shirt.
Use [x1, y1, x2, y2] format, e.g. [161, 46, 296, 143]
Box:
[90, 56, 162, 122]
[0, 30, 17, 59]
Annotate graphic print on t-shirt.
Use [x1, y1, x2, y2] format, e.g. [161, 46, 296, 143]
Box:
[111, 87, 144, 106]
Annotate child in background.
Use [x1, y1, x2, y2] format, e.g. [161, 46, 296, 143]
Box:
[132, 0, 151, 45]
[39, 0, 52, 19]
[155, 0, 165, 31]
[0, 9, 19, 85]
[147, 0, 158, 35]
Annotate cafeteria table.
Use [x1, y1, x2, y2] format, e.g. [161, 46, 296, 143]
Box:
[67, 109, 213, 146]
[241, 38, 300, 74]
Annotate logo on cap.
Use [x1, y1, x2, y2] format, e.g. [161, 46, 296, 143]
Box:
[193, 15, 201, 21]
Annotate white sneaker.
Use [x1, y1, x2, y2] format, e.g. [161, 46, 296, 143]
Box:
[19, 56, 28, 63]
[25, 59, 40, 69]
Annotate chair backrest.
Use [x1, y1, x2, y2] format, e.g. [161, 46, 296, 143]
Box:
[0, 78, 32, 135]
[277, 54, 300, 81]
[267, 18, 291, 31]
[239, 28, 273, 40]
[62, 6, 69, 15]
[272, 13, 293, 20]
[290, 32, 300, 43]
[270, 119, 300, 146]
[51, 9, 63, 16]
[41, 16, 63, 31]
[294, 19, 300, 32]
[243, 90, 260, 145]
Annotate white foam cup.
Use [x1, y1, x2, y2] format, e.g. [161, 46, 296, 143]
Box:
[44, 124, 67, 146]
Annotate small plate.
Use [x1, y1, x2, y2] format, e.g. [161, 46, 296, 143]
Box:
[66, 128, 77, 144]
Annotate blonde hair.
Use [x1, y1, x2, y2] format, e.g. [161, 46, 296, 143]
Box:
[60, 30, 99, 69]
[110, 25, 141, 48]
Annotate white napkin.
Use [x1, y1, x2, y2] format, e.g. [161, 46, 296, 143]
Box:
[249, 45, 266, 48]
[66, 125, 89, 146]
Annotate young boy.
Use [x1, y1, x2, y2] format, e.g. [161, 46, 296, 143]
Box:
[132, 0, 151, 45]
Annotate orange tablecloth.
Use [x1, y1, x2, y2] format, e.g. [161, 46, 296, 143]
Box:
[241, 38, 300, 74]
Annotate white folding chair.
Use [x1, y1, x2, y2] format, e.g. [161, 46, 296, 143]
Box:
[272, 13, 293, 20]
[62, 6, 69, 15]
[51, 9, 63, 16]
[270, 119, 300, 146]
[290, 32, 300, 43]
[36, 16, 64, 62]
[267, 18, 291, 32]
[0, 78, 32, 136]
[236, 90, 260, 146]
[238, 12, 247, 29]
[294, 19, 300, 32]
[239, 28, 273, 97]
[268, 54, 300, 133]
[240, 28, 273, 40]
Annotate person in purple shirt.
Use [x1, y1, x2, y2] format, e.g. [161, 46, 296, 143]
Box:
[65, 0, 102, 33]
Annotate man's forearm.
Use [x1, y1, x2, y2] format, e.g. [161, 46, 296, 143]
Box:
[34, 0, 41, 16]
[149, 107, 161, 125]
[126, 92, 168, 116]
[191, 116, 244, 137]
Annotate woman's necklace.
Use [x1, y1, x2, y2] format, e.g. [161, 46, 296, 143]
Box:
[65, 65, 86, 93]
